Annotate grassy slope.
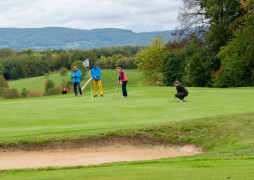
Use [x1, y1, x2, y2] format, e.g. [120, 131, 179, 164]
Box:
[8, 69, 143, 92]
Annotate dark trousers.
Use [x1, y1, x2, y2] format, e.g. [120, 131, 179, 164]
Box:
[73, 82, 82, 95]
[175, 92, 188, 100]
[122, 81, 128, 97]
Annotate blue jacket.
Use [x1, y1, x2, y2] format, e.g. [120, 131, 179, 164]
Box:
[71, 70, 82, 83]
[91, 67, 101, 81]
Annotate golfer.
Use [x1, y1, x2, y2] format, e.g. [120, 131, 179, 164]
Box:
[71, 66, 82, 96]
[174, 81, 188, 102]
[91, 63, 103, 97]
[116, 67, 128, 97]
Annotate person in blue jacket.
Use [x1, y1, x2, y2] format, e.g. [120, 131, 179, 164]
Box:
[91, 63, 103, 97]
[71, 66, 82, 96]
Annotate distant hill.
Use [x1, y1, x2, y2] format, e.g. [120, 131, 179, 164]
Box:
[0, 27, 175, 50]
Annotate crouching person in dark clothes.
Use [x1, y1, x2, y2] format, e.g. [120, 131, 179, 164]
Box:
[174, 81, 188, 102]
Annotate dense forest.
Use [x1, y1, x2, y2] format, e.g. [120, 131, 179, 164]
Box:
[137, 0, 254, 87]
[0, 46, 143, 80]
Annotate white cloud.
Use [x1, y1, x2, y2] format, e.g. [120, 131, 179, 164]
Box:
[0, 0, 182, 32]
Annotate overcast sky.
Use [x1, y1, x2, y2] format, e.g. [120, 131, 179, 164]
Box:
[0, 0, 182, 32]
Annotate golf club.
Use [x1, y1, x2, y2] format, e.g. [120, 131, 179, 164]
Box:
[113, 84, 119, 96]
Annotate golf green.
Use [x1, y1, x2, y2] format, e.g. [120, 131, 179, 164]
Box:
[0, 86, 253, 144]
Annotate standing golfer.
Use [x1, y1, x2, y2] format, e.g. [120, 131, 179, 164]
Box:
[174, 81, 188, 102]
[116, 67, 128, 97]
[91, 63, 103, 97]
[71, 66, 82, 96]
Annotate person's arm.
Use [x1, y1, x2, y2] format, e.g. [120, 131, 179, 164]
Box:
[97, 68, 101, 78]
[71, 72, 74, 78]
[176, 85, 180, 93]
[120, 72, 124, 81]
[91, 69, 94, 77]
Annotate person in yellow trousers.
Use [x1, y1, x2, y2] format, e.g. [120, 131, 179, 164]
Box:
[91, 63, 103, 97]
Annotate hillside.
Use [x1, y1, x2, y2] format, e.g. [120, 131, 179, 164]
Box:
[0, 27, 175, 50]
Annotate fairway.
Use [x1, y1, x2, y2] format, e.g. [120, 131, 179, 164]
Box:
[1, 159, 253, 180]
[0, 86, 254, 143]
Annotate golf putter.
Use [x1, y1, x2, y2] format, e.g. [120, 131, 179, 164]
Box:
[113, 84, 119, 96]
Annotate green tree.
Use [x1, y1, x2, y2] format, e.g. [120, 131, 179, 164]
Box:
[213, 2, 254, 87]
[0, 63, 4, 75]
[136, 36, 170, 84]
[185, 50, 214, 87]
[0, 75, 9, 96]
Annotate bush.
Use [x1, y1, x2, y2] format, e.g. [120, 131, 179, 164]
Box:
[45, 79, 55, 92]
[65, 80, 73, 90]
[27, 91, 43, 98]
[44, 87, 62, 96]
[2, 89, 20, 99]
[60, 67, 68, 77]
[21, 88, 29, 97]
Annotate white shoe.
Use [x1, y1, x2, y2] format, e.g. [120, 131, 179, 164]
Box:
[180, 99, 186, 103]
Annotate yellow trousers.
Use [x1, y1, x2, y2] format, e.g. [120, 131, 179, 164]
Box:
[93, 80, 103, 95]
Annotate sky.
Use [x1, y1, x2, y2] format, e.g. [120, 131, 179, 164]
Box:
[0, 0, 183, 32]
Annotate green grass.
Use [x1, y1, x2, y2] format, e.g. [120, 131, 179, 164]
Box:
[1, 70, 254, 179]
[1, 159, 254, 180]
[0, 86, 253, 145]
[8, 69, 143, 92]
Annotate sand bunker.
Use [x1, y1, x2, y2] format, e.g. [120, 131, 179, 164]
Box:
[0, 144, 202, 170]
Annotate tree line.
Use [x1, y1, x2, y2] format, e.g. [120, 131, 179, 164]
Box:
[137, 0, 253, 87]
[0, 46, 143, 80]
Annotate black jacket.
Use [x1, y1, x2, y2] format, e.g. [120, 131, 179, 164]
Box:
[176, 84, 188, 94]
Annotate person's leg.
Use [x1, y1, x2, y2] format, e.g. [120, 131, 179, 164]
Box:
[175, 92, 185, 100]
[125, 81, 128, 97]
[122, 81, 127, 97]
[78, 82, 82, 95]
[183, 93, 188, 100]
[93, 80, 97, 96]
[98, 80, 103, 95]
[73, 83, 77, 96]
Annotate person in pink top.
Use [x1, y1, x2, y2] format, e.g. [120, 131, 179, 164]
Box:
[116, 67, 128, 97]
